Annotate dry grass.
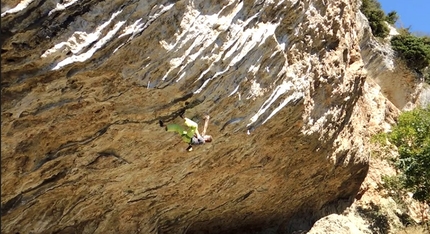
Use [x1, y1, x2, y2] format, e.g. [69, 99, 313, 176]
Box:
[397, 225, 429, 234]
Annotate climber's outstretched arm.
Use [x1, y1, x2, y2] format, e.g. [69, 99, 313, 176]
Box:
[202, 115, 210, 136]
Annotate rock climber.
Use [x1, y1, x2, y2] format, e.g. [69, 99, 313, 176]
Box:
[159, 113, 213, 151]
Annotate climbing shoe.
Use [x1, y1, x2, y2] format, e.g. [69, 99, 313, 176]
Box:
[179, 109, 185, 119]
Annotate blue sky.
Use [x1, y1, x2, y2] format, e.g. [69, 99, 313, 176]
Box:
[377, 0, 430, 35]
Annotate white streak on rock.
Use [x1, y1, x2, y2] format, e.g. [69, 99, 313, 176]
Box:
[129, 3, 175, 42]
[42, 10, 125, 70]
[194, 67, 229, 93]
[1, 0, 34, 17]
[261, 90, 303, 125]
[42, 10, 123, 60]
[48, 0, 79, 16]
[52, 20, 125, 70]
[118, 19, 143, 38]
[229, 85, 240, 97]
[248, 80, 303, 126]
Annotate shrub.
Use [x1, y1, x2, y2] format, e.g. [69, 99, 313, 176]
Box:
[424, 67, 430, 84]
[361, 0, 390, 38]
[357, 202, 390, 234]
[388, 106, 430, 205]
[386, 11, 399, 25]
[391, 33, 430, 72]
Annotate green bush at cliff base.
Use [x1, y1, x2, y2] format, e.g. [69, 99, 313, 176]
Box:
[391, 33, 430, 72]
[387, 106, 430, 205]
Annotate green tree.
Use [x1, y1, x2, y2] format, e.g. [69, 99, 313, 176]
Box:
[391, 33, 430, 72]
[424, 67, 430, 84]
[361, 0, 390, 38]
[388, 106, 430, 204]
[386, 11, 399, 25]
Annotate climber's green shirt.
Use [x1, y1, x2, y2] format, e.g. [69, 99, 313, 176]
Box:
[166, 118, 198, 143]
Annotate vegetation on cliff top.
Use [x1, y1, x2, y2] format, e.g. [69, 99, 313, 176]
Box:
[360, 0, 394, 38]
[360, 0, 430, 83]
[391, 31, 430, 81]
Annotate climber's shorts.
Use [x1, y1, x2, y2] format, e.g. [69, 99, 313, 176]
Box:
[190, 136, 205, 145]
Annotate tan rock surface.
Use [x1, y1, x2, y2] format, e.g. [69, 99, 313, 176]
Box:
[357, 12, 420, 111]
[0, 0, 390, 233]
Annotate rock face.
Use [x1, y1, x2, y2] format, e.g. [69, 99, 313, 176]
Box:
[357, 14, 420, 111]
[1, 0, 381, 233]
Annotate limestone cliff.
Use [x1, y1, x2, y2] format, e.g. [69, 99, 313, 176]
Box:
[0, 0, 397, 233]
[306, 11, 426, 234]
